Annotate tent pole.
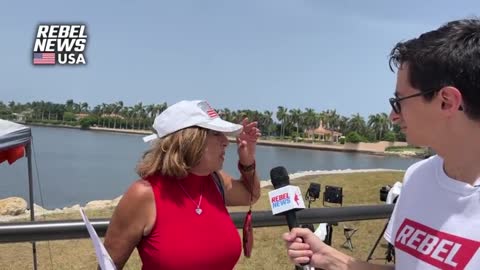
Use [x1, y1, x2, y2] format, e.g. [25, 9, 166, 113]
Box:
[26, 142, 38, 270]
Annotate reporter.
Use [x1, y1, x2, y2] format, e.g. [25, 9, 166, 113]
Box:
[283, 18, 480, 270]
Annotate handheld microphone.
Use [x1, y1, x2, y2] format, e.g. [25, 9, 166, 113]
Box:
[269, 166, 312, 269]
[269, 166, 305, 229]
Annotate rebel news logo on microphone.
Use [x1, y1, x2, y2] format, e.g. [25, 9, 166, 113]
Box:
[269, 185, 305, 215]
[32, 24, 88, 66]
[268, 166, 305, 216]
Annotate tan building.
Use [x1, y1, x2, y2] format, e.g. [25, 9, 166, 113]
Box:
[307, 124, 342, 143]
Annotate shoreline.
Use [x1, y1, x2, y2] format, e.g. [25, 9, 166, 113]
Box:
[259, 168, 403, 188]
[0, 168, 404, 222]
[25, 123, 421, 158]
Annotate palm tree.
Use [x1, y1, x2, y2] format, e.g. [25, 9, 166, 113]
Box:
[105, 104, 115, 128]
[73, 102, 81, 113]
[262, 110, 273, 137]
[112, 101, 123, 129]
[65, 99, 75, 112]
[325, 109, 340, 131]
[80, 102, 89, 113]
[303, 108, 316, 128]
[155, 102, 167, 116]
[92, 105, 102, 125]
[338, 116, 349, 135]
[368, 113, 390, 141]
[100, 103, 108, 127]
[276, 106, 288, 138]
[289, 108, 302, 141]
[347, 113, 367, 136]
[303, 108, 317, 138]
[132, 102, 145, 130]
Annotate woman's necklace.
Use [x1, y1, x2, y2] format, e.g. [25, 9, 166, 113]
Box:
[177, 180, 203, 215]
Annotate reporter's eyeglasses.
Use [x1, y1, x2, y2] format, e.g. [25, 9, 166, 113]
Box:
[389, 89, 438, 114]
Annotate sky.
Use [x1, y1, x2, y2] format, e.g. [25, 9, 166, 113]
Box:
[0, 0, 478, 118]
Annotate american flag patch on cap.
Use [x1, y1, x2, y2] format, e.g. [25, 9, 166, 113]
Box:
[198, 101, 219, 118]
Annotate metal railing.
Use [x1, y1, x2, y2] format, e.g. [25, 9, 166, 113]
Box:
[0, 204, 393, 243]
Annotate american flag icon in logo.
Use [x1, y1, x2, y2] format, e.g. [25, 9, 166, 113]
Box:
[198, 101, 219, 118]
[33, 52, 56, 65]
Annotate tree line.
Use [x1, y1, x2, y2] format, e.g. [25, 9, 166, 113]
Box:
[0, 99, 405, 143]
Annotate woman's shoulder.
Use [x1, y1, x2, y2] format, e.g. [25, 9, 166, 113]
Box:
[122, 178, 156, 205]
[132, 173, 166, 190]
[126, 173, 171, 198]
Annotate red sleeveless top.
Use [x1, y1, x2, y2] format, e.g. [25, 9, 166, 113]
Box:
[137, 173, 241, 270]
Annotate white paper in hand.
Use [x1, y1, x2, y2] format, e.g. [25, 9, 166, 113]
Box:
[79, 208, 117, 270]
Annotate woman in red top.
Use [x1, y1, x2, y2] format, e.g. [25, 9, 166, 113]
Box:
[104, 100, 261, 270]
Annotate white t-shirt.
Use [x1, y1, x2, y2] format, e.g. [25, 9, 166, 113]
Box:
[384, 155, 480, 269]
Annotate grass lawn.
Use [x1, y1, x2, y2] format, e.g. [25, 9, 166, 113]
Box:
[0, 171, 404, 269]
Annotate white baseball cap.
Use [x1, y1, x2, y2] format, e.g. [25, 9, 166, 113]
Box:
[143, 100, 243, 142]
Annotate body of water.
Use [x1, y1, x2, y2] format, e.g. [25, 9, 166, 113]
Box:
[0, 126, 419, 209]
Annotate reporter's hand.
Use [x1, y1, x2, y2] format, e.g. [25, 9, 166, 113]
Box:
[283, 228, 352, 269]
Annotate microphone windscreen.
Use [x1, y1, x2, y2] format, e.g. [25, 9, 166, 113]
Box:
[270, 166, 290, 189]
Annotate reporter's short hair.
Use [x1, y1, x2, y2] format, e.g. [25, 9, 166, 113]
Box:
[136, 127, 208, 178]
[389, 18, 480, 120]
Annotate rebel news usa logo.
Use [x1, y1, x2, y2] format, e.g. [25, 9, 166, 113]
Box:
[32, 24, 87, 65]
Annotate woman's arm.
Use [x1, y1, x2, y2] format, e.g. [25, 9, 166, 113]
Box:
[223, 118, 261, 206]
[103, 180, 156, 269]
[219, 167, 260, 206]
